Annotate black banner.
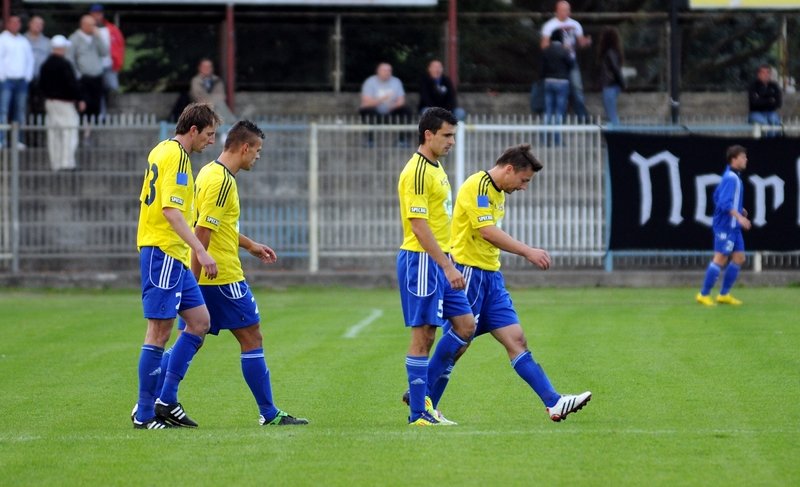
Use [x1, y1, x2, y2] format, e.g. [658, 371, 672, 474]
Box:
[605, 133, 800, 251]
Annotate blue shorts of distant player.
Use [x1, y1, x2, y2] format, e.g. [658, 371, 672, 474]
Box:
[178, 280, 260, 335]
[713, 228, 744, 255]
[140, 246, 204, 320]
[397, 250, 472, 327]
[455, 262, 519, 337]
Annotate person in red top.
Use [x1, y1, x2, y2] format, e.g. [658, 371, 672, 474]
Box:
[89, 4, 125, 112]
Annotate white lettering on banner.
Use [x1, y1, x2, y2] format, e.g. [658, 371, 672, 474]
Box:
[694, 174, 721, 226]
[632, 150, 795, 229]
[630, 151, 683, 226]
[748, 175, 785, 227]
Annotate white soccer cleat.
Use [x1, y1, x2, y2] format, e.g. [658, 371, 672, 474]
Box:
[547, 391, 592, 422]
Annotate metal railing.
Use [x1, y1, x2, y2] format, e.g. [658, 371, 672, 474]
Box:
[1, 115, 797, 275]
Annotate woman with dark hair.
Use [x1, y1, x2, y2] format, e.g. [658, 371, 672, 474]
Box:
[598, 27, 626, 125]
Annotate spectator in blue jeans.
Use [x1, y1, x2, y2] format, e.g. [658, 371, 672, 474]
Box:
[748, 64, 781, 128]
[0, 14, 34, 148]
[541, 29, 572, 145]
[598, 27, 626, 125]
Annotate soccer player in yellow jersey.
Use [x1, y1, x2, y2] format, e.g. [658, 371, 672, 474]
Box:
[182, 120, 307, 426]
[133, 103, 221, 429]
[437, 144, 591, 422]
[397, 107, 475, 426]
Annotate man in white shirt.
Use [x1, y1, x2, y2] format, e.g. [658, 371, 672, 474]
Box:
[0, 14, 35, 148]
[540, 1, 591, 118]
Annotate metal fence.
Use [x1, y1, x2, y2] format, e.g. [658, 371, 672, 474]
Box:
[1, 115, 797, 275]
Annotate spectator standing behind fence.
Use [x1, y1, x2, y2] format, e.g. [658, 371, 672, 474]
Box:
[0, 14, 34, 149]
[540, 1, 591, 118]
[67, 15, 107, 121]
[40, 35, 85, 171]
[89, 4, 125, 114]
[25, 15, 50, 116]
[190, 58, 236, 124]
[418, 59, 466, 121]
[541, 29, 572, 144]
[748, 64, 781, 128]
[598, 27, 626, 125]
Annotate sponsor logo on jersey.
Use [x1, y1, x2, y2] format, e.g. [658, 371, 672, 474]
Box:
[477, 215, 494, 222]
[410, 206, 427, 214]
[170, 196, 184, 205]
[205, 216, 220, 226]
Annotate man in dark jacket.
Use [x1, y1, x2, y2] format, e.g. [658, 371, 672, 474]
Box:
[748, 64, 781, 127]
[40, 34, 84, 171]
[418, 59, 465, 120]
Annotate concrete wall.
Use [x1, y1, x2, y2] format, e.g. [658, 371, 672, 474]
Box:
[115, 90, 799, 121]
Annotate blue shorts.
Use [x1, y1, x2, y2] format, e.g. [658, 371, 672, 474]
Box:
[178, 280, 260, 335]
[397, 250, 472, 327]
[456, 263, 519, 337]
[140, 246, 204, 320]
[713, 228, 745, 255]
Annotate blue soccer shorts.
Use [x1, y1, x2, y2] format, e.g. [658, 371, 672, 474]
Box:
[397, 250, 472, 327]
[178, 280, 260, 335]
[713, 228, 745, 255]
[455, 262, 519, 337]
[140, 246, 204, 320]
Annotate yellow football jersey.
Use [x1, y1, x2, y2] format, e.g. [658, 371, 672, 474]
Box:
[137, 139, 195, 267]
[398, 152, 453, 252]
[450, 171, 506, 271]
[194, 161, 244, 285]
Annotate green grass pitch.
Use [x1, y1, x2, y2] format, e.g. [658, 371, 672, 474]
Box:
[1, 287, 798, 486]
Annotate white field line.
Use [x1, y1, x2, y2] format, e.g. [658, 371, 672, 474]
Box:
[343, 308, 384, 339]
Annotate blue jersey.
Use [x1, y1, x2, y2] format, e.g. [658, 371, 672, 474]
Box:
[712, 166, 744, 231]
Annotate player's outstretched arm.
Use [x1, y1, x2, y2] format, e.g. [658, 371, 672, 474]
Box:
[163, 207, 217, 279]
[239, 234, 277, 264]
[479, 225, 551, 270]
[410, 218, 465, 290]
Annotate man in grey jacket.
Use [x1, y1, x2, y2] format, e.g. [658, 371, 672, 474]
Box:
[68, 14, 107, 119]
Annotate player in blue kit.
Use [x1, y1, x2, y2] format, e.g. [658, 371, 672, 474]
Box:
[696, 145, 751, 306]
[406, 144, 592, 422]
[397, 107, 476, 426]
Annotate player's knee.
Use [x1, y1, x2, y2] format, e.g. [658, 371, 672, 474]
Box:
[184, 318, 210, 336]
[451, 317, 476, 341]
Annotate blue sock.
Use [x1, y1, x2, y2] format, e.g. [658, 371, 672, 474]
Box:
[429, 363, 454, 409]
[158, 332, 203, 405]
[427, 329, 467, 397]
[511, 350, 560, 408]
[700, 262, 722, 295]
[155, 347, 172, 398]
[406, 355, 428, 421]
[136, 345, 164, 422]
[241, 348, 279, 421]
[720, 263, 740, 295]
